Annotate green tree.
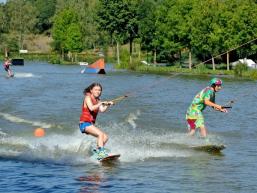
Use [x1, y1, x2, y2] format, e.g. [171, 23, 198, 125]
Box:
[52, 8, 83, 60]
[190, 0, 257, 69]
[34, 0, 57, 33]
[76, 0, 104, 50]
[55, 0, 106, 50]
[151, 0, 197, 65]
[4, 0, 38, 50]
[190, 0, 227, 68]
[97, 0, 141, 64]
[138, 0, 159, 63]
[65, 23, 83, 61]
[223, 0, 257, 58]
[0, 4, 6, 33]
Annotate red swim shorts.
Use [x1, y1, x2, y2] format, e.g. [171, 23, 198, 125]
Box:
[187, 119, 196, 130]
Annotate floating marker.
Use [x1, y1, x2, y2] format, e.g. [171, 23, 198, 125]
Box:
[34, 128, 45, 137]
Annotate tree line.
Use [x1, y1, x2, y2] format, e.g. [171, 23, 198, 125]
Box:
[0, 0, 257, 66]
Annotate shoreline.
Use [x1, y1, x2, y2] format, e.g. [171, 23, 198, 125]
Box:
[132, 65, 257, 80]
[1, 54, 256, 80]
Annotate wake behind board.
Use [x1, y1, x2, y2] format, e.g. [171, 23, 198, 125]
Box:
[100, 154, 120, 162]
[191, 144, 225, 153]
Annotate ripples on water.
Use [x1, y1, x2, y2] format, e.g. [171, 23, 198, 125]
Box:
[0, 61, 257, 192]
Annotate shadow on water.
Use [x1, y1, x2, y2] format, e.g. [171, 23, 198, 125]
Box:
[76, 162, 121, 193]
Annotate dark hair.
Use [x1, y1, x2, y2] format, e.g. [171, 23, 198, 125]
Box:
[211, 84, 216, 89]
[83, 82, 102, 95]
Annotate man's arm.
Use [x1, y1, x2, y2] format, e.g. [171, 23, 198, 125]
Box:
[204, 99, 228, 113]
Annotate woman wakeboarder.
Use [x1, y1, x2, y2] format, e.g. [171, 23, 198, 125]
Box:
[79, 82, 113, 160]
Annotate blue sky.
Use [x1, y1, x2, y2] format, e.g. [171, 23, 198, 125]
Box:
[0, 0, 6, 3]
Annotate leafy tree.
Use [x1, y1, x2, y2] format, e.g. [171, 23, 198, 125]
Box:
[65, 23, 83, 61]
[97, 0, 126, 64]
[223, 0, 257, 58]
[0, 4, 6, 33]
[154, 0, 195, 63]
[4, 0, 38, 50]
[190, 0, 223, 69]
[76, 0, 104, 50]
[190, 0, 257, 68]
[65, 24, 83, 52]
[124, 0, 141, 62]
[97, 0, 141, 64]
[55, 0, 106, 50]
[52, 8, 83, 59]
[34, 0, 57, 33]
[137, 0, 159, 63]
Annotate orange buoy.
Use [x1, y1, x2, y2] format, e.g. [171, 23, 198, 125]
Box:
[34, 128, 45, 137]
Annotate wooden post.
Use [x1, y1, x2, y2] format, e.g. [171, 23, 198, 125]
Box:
[189, 51, 192, 69]
[179, 50, 182, 68]
[154, 49, 157, 64]
[212, 57, 216, 70]
[227, 52, 230, 71]
[129, 38, 132, 64]
[4, 48, 8, 57]
[62, 47, 64, 61]
[138, 43, 141, 60]
[116, 42, 120, 65]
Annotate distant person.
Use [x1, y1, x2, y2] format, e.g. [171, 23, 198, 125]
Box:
[186, 78, 228, 138]
[79, 82, 113, 160]
[3, 57, 13, 77]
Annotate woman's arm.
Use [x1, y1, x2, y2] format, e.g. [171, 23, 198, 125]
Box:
[84, 96, 102, 111]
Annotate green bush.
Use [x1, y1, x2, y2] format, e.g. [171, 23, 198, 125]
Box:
[196, 63, 208, 73]
[249, 69, 257, 80]
[234, 63, 248, 77]
[115, 47, 140, 69]
[128, 58, 143, 70]
[49, 55, 61, 64]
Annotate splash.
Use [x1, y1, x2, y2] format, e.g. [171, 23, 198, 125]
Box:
[0, 130, 93, 165]
[125, 110, 140, 129]
[0, 112, 224, 165]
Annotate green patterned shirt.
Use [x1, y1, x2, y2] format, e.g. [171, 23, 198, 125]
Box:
[186, 87, 215, 119]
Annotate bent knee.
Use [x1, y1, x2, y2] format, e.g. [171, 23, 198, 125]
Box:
[103, 133, 108, 141]
[98, 132, 107, 138]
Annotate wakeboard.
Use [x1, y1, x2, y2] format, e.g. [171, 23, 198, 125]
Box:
[99, 154, 120, 162]
[191, 144, 226, 153]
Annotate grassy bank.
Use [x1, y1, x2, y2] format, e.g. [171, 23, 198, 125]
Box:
[133, 64, 257, 80]
[112, 45, 257, 80]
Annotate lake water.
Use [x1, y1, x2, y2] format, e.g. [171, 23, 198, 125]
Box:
[0, 61, 257, 193]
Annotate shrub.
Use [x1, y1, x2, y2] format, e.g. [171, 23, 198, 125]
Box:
[49, 55, 61, 64]
[196, 63, 208, 73]
[249, 69, 257, 80]
[234, 63, 248, 77]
